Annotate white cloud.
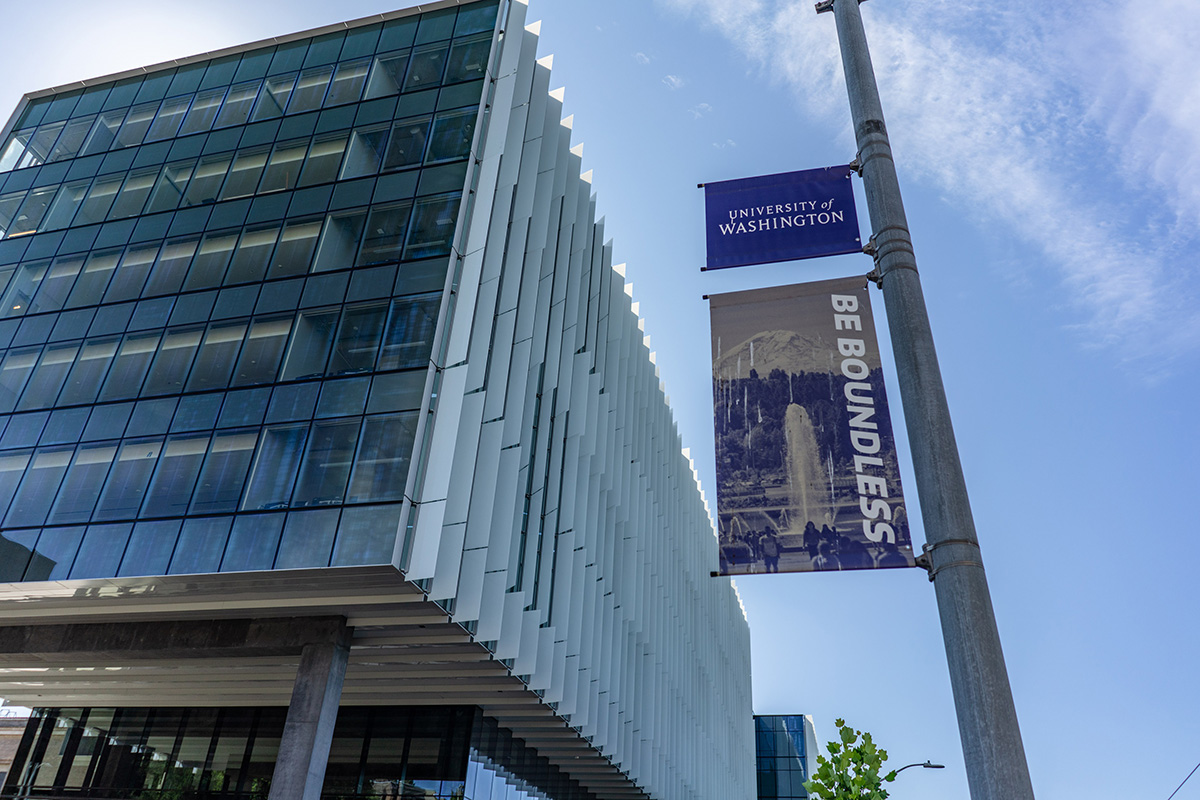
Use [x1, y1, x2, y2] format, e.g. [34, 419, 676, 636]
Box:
[690, 102, 714, 119]
[657, 0, 1200, 369]
[634, 52, 651, 65]
[712, 139, 737, 149]
[662, 74, 686, 90]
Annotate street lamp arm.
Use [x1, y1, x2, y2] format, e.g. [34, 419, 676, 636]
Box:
[894, 761, 946, 775]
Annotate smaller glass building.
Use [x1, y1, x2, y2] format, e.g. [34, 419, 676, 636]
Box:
[3, 705, 597, 800]
[755, 715, 817, 800]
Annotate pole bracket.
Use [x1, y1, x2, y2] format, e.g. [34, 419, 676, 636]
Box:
[918, 539, 985, 582]
[816, 0, 869, 11]
[848, 156, 863, 176]
[862, 235, 878, 257]
[865, 266, 883, 287]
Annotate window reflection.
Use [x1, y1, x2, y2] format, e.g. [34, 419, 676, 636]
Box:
[40, 180, 90, 231]
[220, 147, 270, 200]
[18, 343, 78, 411]
[346, 412, 417, 502]
[145, 159, 197, 214]
[445, 34, 492, 83]
[253, 74, 296, 122]
[0, 130, 32, 172]
[405, 44, 449, 91]
[426, 109, 476, 163]
[80, 112, 123, 156]
[108, 167, 158, 219]
[141, 435, 208, 518]
[34, 254, 85, 312]
[260, 139, 309, 193]
[294, 419, 355, 501]
[114, 102, 158, 148]
[94, 439, 163, 520]
[103, 243, 159, 303]
[227, 225, 280, 284]
[364, 53, 410, 99]
[145, 97, 191, 142]
[404, 195, 460, 259]
[5, 446, 72, 526]
[9, 186, 56, 236]
[0, 191, 25, 237]
[48, 444, 116, 525]
[313, 210, 367, 272]
[384, 117, 430, 170]
[18, 121, 65, 168]
[179, 87, 225, 135]
[58, 338, 118, 406]
[326, 59, 370, 106]
[342, 125, 389, 180]
[269, 219, 322, 279]
[2, 259, 50, 318]
[99, 333, 159, 401]
[359, 202, 413, 265]
[47, 115, 97, 161]
[214, 80, 262, 128]
[184, 231, 238, 290]
[234, 317, 292, 386]
[75, 175, 122, 225]
[183, 154, 232, 206]
[144, 237, 199, 297]
[242, 424, 307, 510]
[190, 431, 258, 514]
[288, 66, 333, 114]
[65, 248, 121, 309]
[297, 133, 346, 187]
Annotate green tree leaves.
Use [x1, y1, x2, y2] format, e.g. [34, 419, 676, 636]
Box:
[803, 719, 896, 800]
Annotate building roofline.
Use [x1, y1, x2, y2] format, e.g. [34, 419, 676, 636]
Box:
[22, 0, 477, 102]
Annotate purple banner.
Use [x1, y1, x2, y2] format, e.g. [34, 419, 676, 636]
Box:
[709, 277, 915, 575]
[703, 166, 861, 270]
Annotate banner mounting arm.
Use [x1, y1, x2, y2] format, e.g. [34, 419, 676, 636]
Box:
[816, 0, 869, 13]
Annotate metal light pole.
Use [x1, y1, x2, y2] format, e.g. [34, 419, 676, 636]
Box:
[816, 1, 1036, 798]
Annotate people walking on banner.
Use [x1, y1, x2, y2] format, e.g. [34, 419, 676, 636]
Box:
[758, 529, 782, 573]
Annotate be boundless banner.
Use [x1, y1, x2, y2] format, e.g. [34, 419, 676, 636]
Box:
[703, 166, 861, 270]
[709, 277, 915, 575]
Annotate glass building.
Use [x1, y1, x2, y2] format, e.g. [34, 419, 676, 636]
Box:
[754, 716, 818, 800]
[0, 1, 753, 799]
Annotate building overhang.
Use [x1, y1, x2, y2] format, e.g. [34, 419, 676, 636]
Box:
[0, 567, 648, 800]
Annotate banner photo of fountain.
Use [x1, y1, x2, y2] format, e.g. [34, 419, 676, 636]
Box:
[709, 277, 916, 575]
[703, 166, 862, 271]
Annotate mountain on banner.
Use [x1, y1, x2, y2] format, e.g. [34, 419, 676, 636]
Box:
[714, 330, 830, 378]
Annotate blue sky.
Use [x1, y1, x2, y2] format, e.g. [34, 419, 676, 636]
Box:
[3, 1, 1199, 798]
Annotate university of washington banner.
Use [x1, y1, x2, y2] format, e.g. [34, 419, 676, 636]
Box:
[709, 277, 915, 575]
[703, 166, 861, 270]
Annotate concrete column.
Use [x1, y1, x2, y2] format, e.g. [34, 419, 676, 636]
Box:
[268, 620, 352, 800]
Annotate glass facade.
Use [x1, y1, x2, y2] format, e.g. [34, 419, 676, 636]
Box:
[755, 715, 814, 800]
[0, 1, 499, 582]
[2, 706, 598, 800]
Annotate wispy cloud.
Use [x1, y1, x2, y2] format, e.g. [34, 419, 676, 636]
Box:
[713, 139, 737, 149]
[662, 74, 686, 90]
[657, 0, 1200, 371]
[690, 102, 714, 119]
[634, 52, 651, 65]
